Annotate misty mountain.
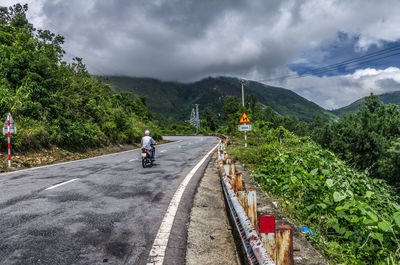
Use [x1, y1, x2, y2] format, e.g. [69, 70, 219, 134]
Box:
[332, 91, 400, 118]
[105, 76, 337, 122]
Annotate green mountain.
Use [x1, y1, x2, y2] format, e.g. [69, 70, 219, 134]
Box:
[105, 76, 337, 122]
[332, 91, 400, 118]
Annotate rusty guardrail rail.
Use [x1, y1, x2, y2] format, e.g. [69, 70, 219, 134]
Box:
[218, 139, 274, 265]
[217, 137, 294, 265]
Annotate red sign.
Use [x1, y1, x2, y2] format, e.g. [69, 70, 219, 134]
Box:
[259, 216, 275, 233]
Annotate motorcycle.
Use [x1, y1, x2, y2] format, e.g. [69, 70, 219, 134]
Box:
[141, 146, 155, 168]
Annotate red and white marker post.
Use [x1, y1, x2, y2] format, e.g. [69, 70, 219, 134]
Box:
[7, 118, 10, 167]
[3, 113, 17, 168]
[244, 128, 247, 148]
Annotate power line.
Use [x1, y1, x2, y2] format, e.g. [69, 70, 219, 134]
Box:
[258, 44, 400, 82]
[304, 45, 400, 74]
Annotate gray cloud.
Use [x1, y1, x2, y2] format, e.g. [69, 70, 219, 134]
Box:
[3, 0, 400, 107]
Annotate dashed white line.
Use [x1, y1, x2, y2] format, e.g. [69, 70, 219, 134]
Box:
[129, 158, 139, 162]
[160, 150, 167, 153]
[146, 142, 219, 265]
[45, 178, 79, 191]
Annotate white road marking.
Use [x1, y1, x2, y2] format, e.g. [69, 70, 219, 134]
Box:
[146, 142, 219, 265]
[160, 150, 167, 153]
[129, 158, 139, 161]
[45, 178, 79, 191]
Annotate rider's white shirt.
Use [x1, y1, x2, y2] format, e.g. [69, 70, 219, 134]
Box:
[141, 136, 155, 150]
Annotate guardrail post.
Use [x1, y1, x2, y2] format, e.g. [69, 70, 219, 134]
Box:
[219, 148, 224, 160]
[260, 216, 276, 263]
[276, 225, 293, 265]
[246, 189, 257, 229]
[229, 162, 235, 177]
[234, 172, 243, 192]
[237, 191, 247, 210]
[223, 160, 230, 181]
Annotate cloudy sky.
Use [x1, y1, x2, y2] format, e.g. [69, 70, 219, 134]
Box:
[3, 0, 400, 109]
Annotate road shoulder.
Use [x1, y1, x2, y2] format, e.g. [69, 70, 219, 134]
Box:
[186, 153, 240, 265]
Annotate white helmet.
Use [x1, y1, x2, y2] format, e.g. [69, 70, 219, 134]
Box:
[145, 130, 150, 136]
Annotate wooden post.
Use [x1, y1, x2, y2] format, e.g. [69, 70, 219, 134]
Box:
[276, 225, 294, 265]
[246, 189, 257, 229]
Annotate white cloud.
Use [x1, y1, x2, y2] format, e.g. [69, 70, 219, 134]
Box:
[270, 67, 400, 109]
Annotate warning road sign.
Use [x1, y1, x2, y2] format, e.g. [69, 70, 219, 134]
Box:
[3, 113, 17, 135]
[238, 112, 251, 123]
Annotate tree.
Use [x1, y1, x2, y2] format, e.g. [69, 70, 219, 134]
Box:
[245, 94, 257, 113]
[326, 94, 400, 187]
[222, 96, 241, 133]
[201, 107, 218, 131]
[0, 4, 162, 151]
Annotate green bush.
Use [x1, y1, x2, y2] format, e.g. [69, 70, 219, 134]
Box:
[230, 128, 400, 264]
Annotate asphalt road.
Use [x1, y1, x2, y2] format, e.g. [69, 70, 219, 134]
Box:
[0, 136, 219, 265]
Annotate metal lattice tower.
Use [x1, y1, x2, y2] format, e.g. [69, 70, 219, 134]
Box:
[195, 104, 200, 134]
[189, 108, 196, 127]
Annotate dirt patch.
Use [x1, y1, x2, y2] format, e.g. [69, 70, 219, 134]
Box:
[186, 153, 240, 265]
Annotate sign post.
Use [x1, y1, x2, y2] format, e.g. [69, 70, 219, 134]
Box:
[238, 111, 251, 147]
[3, 113, 17, 167]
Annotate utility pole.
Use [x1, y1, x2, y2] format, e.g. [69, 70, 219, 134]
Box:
[241, 80, 247, 147]
[195, 104, 200, 134]
[241, 79, 245, 107]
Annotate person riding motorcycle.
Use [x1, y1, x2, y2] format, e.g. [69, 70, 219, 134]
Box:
[141, 130, 156, 161]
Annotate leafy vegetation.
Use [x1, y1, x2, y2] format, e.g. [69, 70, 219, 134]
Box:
[309, 95, 400, 189]
[106, 75, 337, 123]
[0, 4, 161, 152]
[332, 91, 400, 118]
[229, 127, 400, 264]
[153, 113, 196, 134]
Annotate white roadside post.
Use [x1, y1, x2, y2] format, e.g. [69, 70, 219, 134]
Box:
[7, 117, 10, 167]
[3, 113, 17, 167]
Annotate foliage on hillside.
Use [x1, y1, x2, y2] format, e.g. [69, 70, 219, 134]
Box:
[332, 91, 400, 118]
[0, 4, 160, 152]
[217, 94, 314, 137]
[310, 95, 400, 189]
[229, 127, 400, 264]
[106, 75, 337, 123]
[153, 113, 196, 134]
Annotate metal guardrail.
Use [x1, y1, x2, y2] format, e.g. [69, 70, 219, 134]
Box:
[217, 141, 275, 265]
